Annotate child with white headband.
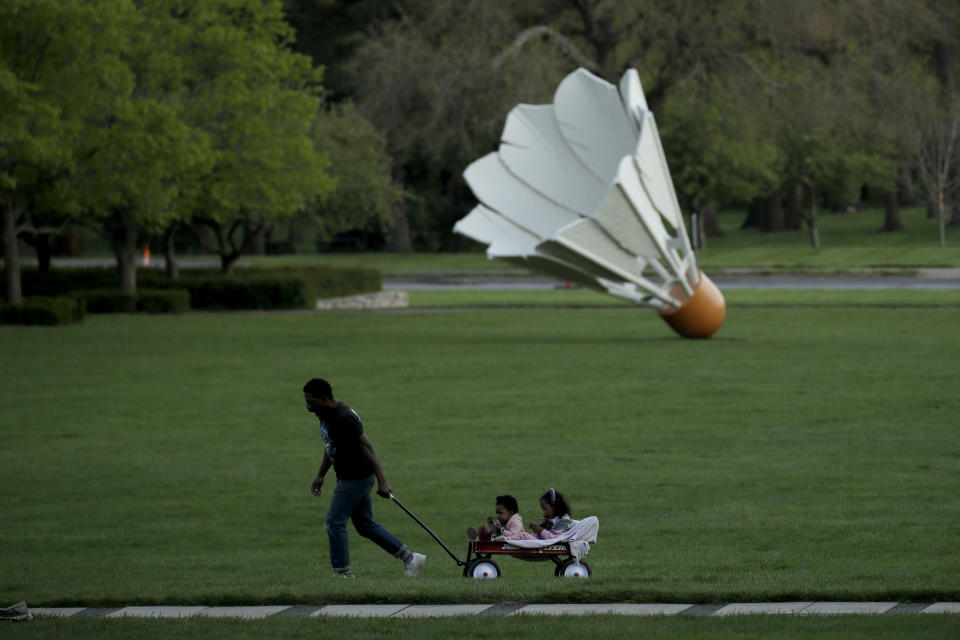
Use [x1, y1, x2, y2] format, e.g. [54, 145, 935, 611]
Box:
[503, 488, 575, 540]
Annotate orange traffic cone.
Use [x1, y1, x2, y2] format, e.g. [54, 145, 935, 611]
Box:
[141, 244, 150, 268]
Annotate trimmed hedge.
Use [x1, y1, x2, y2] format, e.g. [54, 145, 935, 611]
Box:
[18, 263, 381, 310]
[72, 288, 191, 314]
[171, 276, 311, 310]
[236, 265, 381, 300]
[138, 289, 190, 314]
[0, 296, 85, 326]
[20, 267, 116, 296]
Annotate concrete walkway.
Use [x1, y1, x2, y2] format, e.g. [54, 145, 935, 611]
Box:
[27, 602, 960, 618]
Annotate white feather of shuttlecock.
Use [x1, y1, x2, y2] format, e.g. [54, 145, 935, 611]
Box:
[454, 67, 699, 311]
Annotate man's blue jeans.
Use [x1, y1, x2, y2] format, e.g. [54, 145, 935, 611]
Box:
[325, 474, 406, 571]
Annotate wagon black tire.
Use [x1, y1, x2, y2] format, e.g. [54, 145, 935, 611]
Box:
[464, 559, 501, 579]
[555, 559, 591, 578]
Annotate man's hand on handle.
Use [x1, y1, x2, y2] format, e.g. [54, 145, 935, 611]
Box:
[376, 481, 392, 498]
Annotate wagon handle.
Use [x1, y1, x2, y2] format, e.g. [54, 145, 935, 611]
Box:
[390, 494, 465, 566]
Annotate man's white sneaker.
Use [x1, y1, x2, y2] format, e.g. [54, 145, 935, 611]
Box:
[404, 552, 426, 577]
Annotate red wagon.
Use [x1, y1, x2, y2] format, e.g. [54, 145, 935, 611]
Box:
[463, 539, 592, 578]
[390, 493, 594, 579]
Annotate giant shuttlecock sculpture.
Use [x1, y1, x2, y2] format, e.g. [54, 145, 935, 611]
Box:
[454, 68, 726, 338]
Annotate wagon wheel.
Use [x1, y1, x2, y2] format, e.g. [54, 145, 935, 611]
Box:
[463, 559, 501, 579]
[554, 558, 591, 578]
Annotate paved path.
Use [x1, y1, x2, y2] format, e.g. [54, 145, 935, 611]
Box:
[26, 602, 960, 618]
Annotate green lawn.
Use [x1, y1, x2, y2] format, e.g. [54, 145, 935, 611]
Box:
[406, 288, 960, 309]
[697, 206, 960, 269]
[57, 204, 960, 274]
[1, 292, 957, 609]
[5, 614, 959, 640]
[243, 206, 960, 274]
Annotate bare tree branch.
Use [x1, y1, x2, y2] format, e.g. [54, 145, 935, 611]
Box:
[16, 214, 75, 238]
[492, 25, 600, 72]
[719, 49, 787, 90]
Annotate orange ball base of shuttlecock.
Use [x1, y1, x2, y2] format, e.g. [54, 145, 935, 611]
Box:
[658, 271, 726, 339]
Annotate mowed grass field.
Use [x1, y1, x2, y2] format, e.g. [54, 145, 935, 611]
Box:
[1, 291, 958, 612]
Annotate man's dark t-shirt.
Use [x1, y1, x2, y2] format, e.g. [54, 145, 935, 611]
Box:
[319, 401, 374, 480]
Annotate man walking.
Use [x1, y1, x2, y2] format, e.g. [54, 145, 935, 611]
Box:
[304, 378, 426, 578]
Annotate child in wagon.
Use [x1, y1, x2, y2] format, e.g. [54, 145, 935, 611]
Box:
[505, 488, 575, 540]
[466, 494, 524, 540]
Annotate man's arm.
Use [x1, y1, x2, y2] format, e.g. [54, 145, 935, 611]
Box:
[311, 452, 331, 496]
[358, 433, 392, 497]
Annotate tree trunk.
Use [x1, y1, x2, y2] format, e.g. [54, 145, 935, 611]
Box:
[937, 189, 947, 248]
[386, 165, 412, 252]
[880, 182, 904, 232]
[21, 233, 54, 273]
[701, 203, 724, 238]
[740, 198, 761, 229]
[759, 190, 785, 232]
[111, 215, 139, 300]
[784, 182, 804, 231]
[693, 210, 706, 250]
[2, 202, 23, 306]
[189, 220, 216, 255]
[387, 205, 413, 252]
[164, 222, 179, 280]
[37, 236, 52, 273]
[250, 222, 267, 255]
[287, 214, 301, 246]
[807, 185, 821, 249]
[55, 225, 81, 256]
[221, 252, 241, 275]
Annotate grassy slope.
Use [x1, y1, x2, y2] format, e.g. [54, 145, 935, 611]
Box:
[1, 296, 957, 606]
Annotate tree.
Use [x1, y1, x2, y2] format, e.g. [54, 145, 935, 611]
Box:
[660, 78, 781, 239]
[913, 98, 960, 248]
[0, 0, 137, 304]
[290, 0, 960, 249]
[902, 1, 960, 237]
[56, 1, 217, 295]
[345, 0, 568, 250]
[182, 0, 334, 274]
[302, 101, 400, 245]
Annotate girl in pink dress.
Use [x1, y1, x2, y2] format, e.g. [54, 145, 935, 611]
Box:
[504, 488, 575, 540]
[466, 494, 524, 540]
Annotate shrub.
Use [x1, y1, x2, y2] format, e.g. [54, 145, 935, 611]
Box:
[72, 289, 190, 314]
[74, 289, 136, 313]
[137, 289, 190, 314]
[0, 296, 85, 326]
[235, 265, 381, 300]
[18, 263, 381, 310]
[147, 265, 380, 308]
[175, 276, 312, 310]
[20, 267, 115, 296]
